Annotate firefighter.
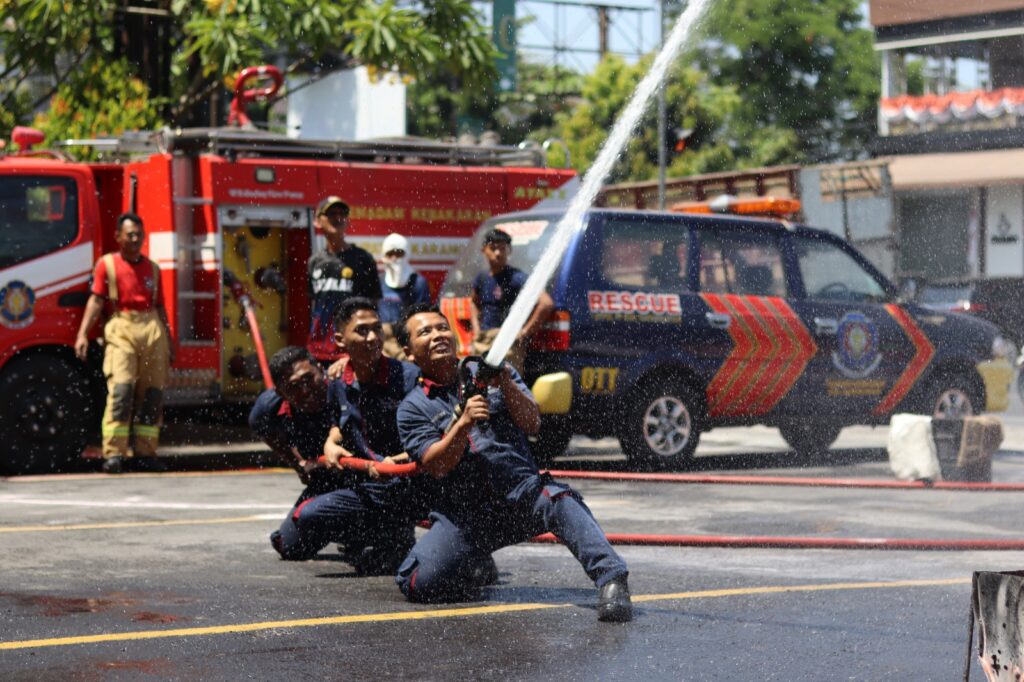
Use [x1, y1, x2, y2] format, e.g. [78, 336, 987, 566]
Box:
[307, 196, 382, 364]
[74, 213, 174, 474]
[393, 304, 632, 621]
[469, 228, 553, 375]
[378, 233, 431, 361]
[260, 305, 497, 580]
[254, 344, 407, 570]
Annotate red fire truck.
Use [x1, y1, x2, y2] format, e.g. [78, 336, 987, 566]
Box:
[0, 121, 577, 473]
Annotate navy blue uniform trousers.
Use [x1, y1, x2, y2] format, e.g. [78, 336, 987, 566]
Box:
[396, 475, 627, 602]
[271, 476, 427, 561]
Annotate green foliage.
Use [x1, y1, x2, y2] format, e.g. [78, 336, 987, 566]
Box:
[2, 0, 496, 131]
[408, 59, 582, 144]
[32, 58, 164, 158]
[698, 0, 879, 162]
[557, 55, 794, 184]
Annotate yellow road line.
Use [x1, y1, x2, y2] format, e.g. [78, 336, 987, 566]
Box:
[630, 577, 970, 602]
[0, 578, 970, 651]
[0, 515, 270, 533]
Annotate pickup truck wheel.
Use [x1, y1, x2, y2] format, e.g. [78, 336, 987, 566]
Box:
[922, 375, 979, 419]
[778, 423, 843, 461]
[0, 355, 94, 474]
[620, 378, 701, 470]
[528, 418, 572, 468]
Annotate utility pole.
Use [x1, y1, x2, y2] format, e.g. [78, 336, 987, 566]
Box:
[597, 6, 610, 56]
[657, 0, 666, 210]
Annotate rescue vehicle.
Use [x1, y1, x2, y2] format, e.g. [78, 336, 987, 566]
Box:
[439, 198, 1015, 469]
[0, 67, 578, 474]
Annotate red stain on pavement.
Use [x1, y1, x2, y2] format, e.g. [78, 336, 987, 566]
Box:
[131, 611, 181, 623]
[0, 592, 138, 617]
[98, 659, 175, 674]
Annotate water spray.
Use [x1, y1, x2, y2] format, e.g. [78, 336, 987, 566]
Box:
[483, 0, 715, 369]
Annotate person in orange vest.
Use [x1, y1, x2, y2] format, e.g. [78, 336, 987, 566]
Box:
[74, 213, 174, 474]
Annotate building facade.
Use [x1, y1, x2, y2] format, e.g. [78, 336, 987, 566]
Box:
[871, 0, 1024, 282]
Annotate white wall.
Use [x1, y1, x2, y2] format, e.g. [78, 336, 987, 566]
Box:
[985, 185, 1024, 277]
[286, 67, 406, 141]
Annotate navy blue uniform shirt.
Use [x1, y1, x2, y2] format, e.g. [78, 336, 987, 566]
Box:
[397, 363, 539, 513]
[338, 356, 421, 459]
[472, 266, 528, 330]
[249, 379, 350, 462]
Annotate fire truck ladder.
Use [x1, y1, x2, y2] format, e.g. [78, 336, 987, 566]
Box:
[59, 129, 567, 168]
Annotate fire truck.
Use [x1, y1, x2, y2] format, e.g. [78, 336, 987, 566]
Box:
[0, 104, 577, 473]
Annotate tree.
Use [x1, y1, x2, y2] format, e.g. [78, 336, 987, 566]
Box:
[32, 58, 165, 156]
[0, 0, 497, 135]
[408, 59, 583, 146]
[698, 0, 879, 162]
[557, 54, 796, 184]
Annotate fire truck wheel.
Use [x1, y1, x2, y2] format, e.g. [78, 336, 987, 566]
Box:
[778, 422, 843, 461]
[0, 355, 95, 474]
[620, 376, 702, 471]
[528, 418, 572, 468]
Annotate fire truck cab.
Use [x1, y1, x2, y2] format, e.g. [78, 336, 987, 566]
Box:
[0, 126, 577, 474]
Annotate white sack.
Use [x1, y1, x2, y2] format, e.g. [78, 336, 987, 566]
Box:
[887, 413, 941, 481]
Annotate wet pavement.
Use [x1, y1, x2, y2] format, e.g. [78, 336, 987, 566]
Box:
[3, 407, 1024, 679]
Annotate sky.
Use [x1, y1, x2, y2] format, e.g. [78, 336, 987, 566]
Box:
[475, 0, 663, 73]
[477, 0, 874, 74]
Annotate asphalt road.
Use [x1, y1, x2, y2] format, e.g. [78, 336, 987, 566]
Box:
[3, 402, 1024, 679]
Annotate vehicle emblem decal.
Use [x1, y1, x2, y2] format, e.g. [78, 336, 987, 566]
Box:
[701, 294, 817, 417]
[0, 280, 37, 329]
[873, 305, 934, 415]
[832, 311, 882, 379]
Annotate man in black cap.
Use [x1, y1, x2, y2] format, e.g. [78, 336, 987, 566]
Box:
[307, 196, 382, 363]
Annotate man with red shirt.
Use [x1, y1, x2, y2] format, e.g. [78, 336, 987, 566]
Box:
[75, 213, 174, 473]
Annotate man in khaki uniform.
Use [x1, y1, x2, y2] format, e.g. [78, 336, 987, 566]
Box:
[75, 213, 174, 473]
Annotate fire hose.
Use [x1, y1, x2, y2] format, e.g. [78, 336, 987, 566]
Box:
[264, 330, 1021, 549]
[224, 270, 274, 389]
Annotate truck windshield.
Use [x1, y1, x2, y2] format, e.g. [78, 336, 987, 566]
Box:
[441, 213, 564, 297]
[0, 176, 79, 269]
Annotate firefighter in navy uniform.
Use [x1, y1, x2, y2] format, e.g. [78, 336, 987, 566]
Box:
[307, 196, 382, 364]
[74, 213, 174, 474]
[470, 228, 553, 375]
[252, 345, 410, 572]
[259, 302, 497, 580]
[393, 304, 631, 621]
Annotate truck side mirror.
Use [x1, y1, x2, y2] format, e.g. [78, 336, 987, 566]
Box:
[898, 278, 918, 304]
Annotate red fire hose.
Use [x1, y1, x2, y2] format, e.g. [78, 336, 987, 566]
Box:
[327, 463, 1023, 550]
[228, 65, 284, 128]
[329, 458, 420, 477]
[545, 469, 1024, 492]
[224, 270, 274, 389]
[527, 532, 1024, 551]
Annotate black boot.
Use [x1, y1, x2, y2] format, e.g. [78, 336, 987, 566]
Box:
[133, 457, 168, 473]
[101, 455, 128, 474]
[597, 576, 633, 622]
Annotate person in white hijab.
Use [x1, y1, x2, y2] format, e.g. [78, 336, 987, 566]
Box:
[378, 233, 431, 360]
